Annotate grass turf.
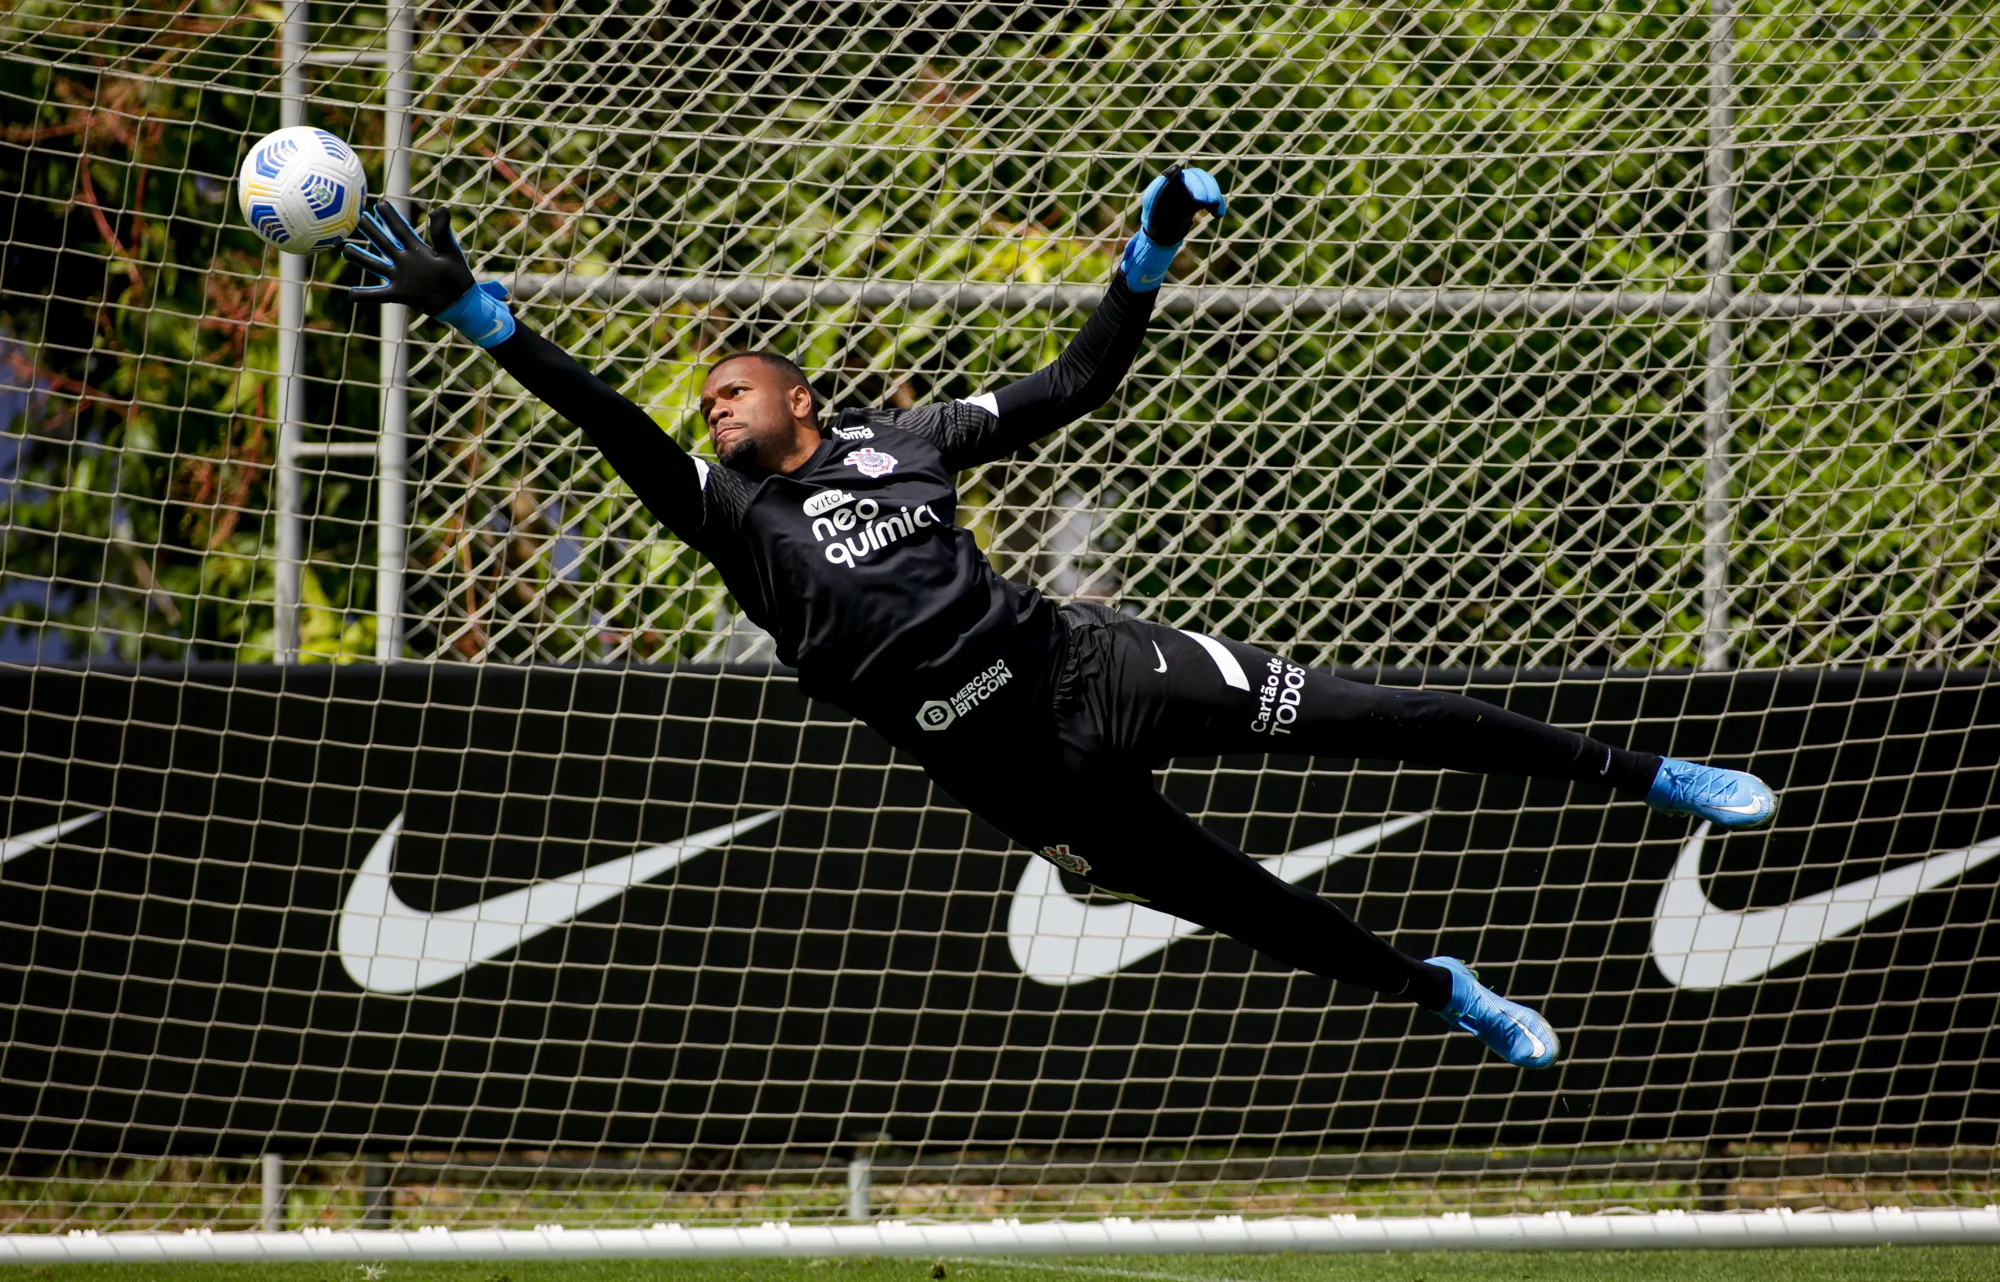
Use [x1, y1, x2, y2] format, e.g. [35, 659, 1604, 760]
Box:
[3, 1247, 1996, 1281]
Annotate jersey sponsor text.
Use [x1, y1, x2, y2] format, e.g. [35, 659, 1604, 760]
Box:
[802, 489, 857, 517]
[1251, 655, 1306, 735]
[916, 658, 1013, 730]
[811, 496, 941, 568]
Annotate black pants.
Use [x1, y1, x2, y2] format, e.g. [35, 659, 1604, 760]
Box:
[917, 604, 1658, 1000]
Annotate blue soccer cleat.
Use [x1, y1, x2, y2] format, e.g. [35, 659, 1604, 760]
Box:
[1645, 758, 1777, 830]
[1427, 957, 1560, 1070]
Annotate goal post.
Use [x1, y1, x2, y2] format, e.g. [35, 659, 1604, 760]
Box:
[3, 0, 1999, 1257]
[7, 1208, 2000, 1264]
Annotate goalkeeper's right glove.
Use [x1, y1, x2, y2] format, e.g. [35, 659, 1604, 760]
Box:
[1120, 162, 1226, 293]
[342, 203, 516, 348]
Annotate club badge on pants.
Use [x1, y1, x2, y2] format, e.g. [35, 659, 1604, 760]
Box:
[1039, 844, 1090, 876]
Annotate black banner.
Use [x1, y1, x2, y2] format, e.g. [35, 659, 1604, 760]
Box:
[1, 665, 1995, 1155]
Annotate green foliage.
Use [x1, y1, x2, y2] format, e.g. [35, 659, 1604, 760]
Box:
[0, 4, 373, 660]
[3, 1, 1997, 666]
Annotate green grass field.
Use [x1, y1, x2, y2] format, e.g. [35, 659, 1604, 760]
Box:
[5, 1248, 1998, 1282]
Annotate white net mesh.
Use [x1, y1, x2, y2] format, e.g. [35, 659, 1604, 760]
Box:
[8, 1, 1998, 667]
[2, 0, 1998, 1236]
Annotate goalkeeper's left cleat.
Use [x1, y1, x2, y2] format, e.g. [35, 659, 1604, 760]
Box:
[1645, 758, 1777, 830]
[1426, 957, 1560, 1070]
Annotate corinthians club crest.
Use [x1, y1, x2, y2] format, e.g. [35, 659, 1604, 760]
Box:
[842, 447, 898, 479]
[1039, 844, 1090, 876]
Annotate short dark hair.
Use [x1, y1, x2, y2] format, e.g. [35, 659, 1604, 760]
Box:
[708, 350, 815, 417]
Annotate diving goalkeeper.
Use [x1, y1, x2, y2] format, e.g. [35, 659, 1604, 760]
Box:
[342, 164, 1776, 1070]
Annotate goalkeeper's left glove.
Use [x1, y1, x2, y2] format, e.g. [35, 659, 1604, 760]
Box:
[1120, 162, 1225, 293]
[342, 203, 516, 348]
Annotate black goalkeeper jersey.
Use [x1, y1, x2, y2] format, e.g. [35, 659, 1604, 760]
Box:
[669, 406, 1061, 741]
[489, 272, 1154, 746]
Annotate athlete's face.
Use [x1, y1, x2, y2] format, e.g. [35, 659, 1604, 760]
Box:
[699, 358, 818, 474]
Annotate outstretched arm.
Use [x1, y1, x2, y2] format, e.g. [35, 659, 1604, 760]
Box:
[487, 324, 722, 541]
[341, 203, 742, 543]
[911, 164, 1225, 470]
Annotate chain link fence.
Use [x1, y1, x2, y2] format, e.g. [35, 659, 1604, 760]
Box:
[5, 1, 1998, 668]
[6, 2, 2000, 1239]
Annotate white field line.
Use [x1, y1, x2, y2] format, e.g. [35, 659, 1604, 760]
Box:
[955, 1258, 1264, 1282]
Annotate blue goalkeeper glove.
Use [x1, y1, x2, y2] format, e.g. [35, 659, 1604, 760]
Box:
[342, 203, 516, 348]
[1120, 163, 1225, 293]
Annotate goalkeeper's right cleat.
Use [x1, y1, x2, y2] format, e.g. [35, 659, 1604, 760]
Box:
[1426, 957, 1561, 1070]
[1645, 758, 1778, 830]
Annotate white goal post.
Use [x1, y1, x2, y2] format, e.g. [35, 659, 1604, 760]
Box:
[2, 0, 1999, 1258]
[6, 1207, 2000, 1264]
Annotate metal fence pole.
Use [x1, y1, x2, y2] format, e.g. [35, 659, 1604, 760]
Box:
[259, 1152, 286, 1231]
[845, 1148, 872, 1222]
[1701, 0, 1738, 671]
[503, 272, 2000, 326]
[272, 0, 310, 663]
[375, 0, 413, 662]
[360, 1156, 394, 1227]
[846, 1132, 886, 1222]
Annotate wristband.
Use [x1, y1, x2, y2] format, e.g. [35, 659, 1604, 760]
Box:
[1119, 230, 1180, 293]
[435, 279, 517, 348]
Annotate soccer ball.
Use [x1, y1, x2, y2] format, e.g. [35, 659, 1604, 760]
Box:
[236, 126, 367, 253]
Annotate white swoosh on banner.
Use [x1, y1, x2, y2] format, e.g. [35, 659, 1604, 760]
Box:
[0, 812, 103, 867]
[1008, 811, 1433, 986]
[338, 810, 781, 995]
[1651, 821, 2000, 991]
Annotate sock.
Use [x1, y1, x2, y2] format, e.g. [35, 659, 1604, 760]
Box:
[1601, 747, 1663, 800]
[1401, 959, 1455, 1011]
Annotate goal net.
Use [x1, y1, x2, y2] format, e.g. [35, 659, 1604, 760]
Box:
[2, 0, 1998, 1251]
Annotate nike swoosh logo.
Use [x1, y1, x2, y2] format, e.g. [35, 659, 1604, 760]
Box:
[1151, 641, 1168, 673]
[1508, 1012, 1548, 1062]
[338, 810, 781, 994]
[1008, 811, 1433, 986]
[0, 812, 103, 867]
[478, 317, 507, 342]
[1651, 821, 2000, 990]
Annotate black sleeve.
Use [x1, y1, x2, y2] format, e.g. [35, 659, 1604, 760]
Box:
[899, 272, 1157, 470]
[487, 322, 751, 540]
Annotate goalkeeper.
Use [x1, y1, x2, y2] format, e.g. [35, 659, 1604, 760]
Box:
[344, 165, 1776, 1071]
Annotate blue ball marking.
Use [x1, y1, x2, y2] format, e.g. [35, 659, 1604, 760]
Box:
[252, 138, 296, 180]
[247, 203, 291, 243]
[302, 175, 346, 218]
[313, 129, 355, 163]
